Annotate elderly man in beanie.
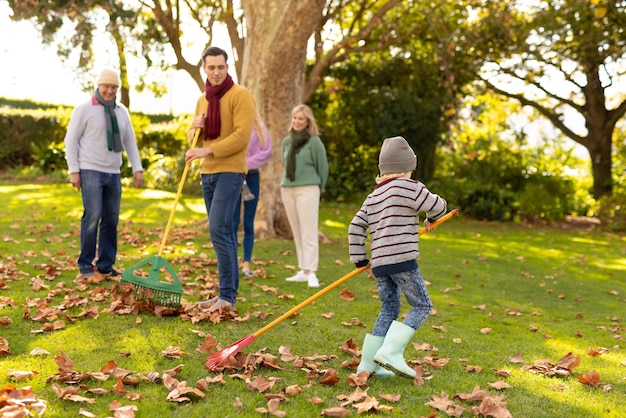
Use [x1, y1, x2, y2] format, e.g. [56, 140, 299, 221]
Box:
[348, 136, 447, 379]
[64, 68, 144, 280]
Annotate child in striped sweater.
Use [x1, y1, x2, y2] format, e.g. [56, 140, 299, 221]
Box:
[348, 136, 447, 379]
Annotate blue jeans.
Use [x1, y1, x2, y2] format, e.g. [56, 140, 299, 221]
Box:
[372, 268, 433, 337]
[78, 170, 122, 274]
[233, 170, 260, 262]
[202, 172, 244, 304]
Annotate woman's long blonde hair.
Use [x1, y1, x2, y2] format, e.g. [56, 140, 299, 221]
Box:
[291, 104, 319, 136]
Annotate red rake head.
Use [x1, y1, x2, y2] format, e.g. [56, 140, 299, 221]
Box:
[204, 335, 256, 372]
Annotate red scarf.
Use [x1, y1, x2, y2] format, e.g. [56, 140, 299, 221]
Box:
[204, 74, 235, 139]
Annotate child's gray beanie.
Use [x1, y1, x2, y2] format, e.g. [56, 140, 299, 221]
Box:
[378, 136, 417, 175]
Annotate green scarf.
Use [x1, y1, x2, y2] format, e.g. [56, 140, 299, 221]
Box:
[286, 128, 310, 181]
[95, 88, 122, 152]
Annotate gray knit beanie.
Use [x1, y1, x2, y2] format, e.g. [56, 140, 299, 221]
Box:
[378, 136, 417, 175]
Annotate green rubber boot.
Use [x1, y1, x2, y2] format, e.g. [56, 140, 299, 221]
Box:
[373, 321, 416, 379]
[356, 334, 395, 378]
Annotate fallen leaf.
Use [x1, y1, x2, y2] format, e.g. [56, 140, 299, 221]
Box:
[493, 368, 511, 377]
[161, 346, 186, 358]
[232, 396, 243, 410]
[7, 370, 37, 381]
[340, 287, 354, 301]
[320, 368, 340, 385]
[489, 381, 512, 390]
[285, 384, 302, 396]
[321, 406, 350, 417]
[30, 347, 50, 356]
[340, 338, 360, 358]
[266, 398, 286, 417]
[471, 394, 512, 418]
[425, 392, 465, 417]
[585, 347, 608, 356]
[576, 370, 602, 387]
[378, 392, 401, 402]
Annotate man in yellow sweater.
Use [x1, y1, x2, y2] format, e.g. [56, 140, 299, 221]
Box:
[185, 46, 255, 311]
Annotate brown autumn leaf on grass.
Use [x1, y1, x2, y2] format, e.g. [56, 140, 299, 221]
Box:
[7, 370, 38, 381]
[334, 386, 395, 413]
[413, 342, 438, 351]
[0, 337, 10, 355]
[321, 406, 350, 417]
[161, 346, 186, 358]
[320, 368, 341, 385]
[425, 392, 466, 417]
[412, 365, 431, 386]
[489, 380, 513, 390]
[471, 394, 512, 418]
[428, 386, 514, 418]
[353, 395, 394, 413]
[108, 400, 138, 417]
[576, 370, 602, 387]
[586, 347, 608, 356]
[347, 371, 370, 387]
[523, 352, 581, 376]
[255, 397, 286, 417]
[414, 354, 450, 369]
[0, 384, 48, 416]
[52, 382, 96, 404]
[493, 368, 511, 377]
[339, 287, 354, 301]
[246, 375, 279, 393]
[340, 338, 360, 357]
[341, 317, 366, 327]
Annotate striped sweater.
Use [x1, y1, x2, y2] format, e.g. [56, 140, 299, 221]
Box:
[348, 177, 447, 277]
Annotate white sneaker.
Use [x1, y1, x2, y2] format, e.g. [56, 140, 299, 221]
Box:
[306, 273, 320, 288]
[285, 270, 308, 282]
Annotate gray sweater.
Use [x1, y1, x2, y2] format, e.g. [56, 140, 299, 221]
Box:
[64, 96, 143, 175]
[348, 177, 447, 276]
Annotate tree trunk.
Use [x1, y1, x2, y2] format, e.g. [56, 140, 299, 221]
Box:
[586, 129, 614, 200]
[239, 0, 326, 238]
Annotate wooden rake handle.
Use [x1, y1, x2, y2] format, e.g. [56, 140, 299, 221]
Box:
[157, 125, 203, 256]
[419, 209, 458, 236]
[251, 265, 370, 339]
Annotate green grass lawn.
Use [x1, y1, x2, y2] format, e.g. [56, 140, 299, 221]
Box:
[0, 182, 624, 417]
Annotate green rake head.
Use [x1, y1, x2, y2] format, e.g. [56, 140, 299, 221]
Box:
[120, 256, 183, 309]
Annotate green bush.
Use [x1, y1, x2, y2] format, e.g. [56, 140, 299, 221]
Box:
[434, 99, 593, 222]
[0, 99, 193, 192]
[596, 191, 626, 232]
[517, 173, 577, 221]
[457, 183, 517, 221]
[0, 108, 70, 167]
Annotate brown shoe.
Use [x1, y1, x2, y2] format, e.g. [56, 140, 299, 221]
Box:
[208, 298, 236, 312]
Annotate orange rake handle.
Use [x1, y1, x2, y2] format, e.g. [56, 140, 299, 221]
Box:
[251, 265, 370, 339]
[419, 209, 458, 236]
[251, 208, 458, 339]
